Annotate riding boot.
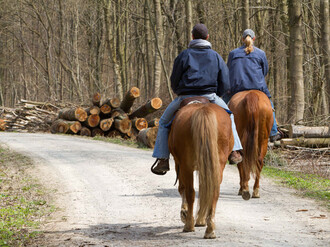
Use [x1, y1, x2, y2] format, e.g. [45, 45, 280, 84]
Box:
[228, 150, 243, 164]
[151, 158, 170, 175]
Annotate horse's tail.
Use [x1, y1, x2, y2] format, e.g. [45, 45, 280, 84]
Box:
[242, 92, 260, 175]
[191, 105, 220, 220]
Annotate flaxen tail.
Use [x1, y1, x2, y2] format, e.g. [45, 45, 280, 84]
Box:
[242, 92, 260, 175]
[191, 105, 220, 220]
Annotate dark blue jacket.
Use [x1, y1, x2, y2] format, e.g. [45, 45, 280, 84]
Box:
[226, 45, 270, 99]
[170, 45, 230, 97]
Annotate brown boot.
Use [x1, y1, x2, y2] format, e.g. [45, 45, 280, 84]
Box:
[228, 150, 243, 165]
[151, 158, 170, 175]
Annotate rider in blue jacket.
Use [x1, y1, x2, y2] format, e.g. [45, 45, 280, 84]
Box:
[224, 29, 282, 142]
[151, 24, 243, 175]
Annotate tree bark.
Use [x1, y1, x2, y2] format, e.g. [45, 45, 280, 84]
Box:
[289, 125, 330, 138]
[288, 0, 304, 123]
[58, 107, 88, 122]
[242, 0, 250, 30]
[137, 127, 158, 148]
[280, 138, 330, 147]
[120, 87, 140, 113]
[320, 0, 330, 114]
[129, 98, 162, 119]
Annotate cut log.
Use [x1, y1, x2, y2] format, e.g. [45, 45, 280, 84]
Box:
[58, 107, 87, 122]
[120, 87, 140, 113]
[114, 118, 132, 134]
[83, 114, 100, 128]
[137, 127, 158, 148]
[80, 127, 92, 136]
[51, 119, 81, 134]
[92, 92, 101, 106]
[100, 103, 112, 115]
[111, 108, 128, 120]
[99, 118, 114, 131]
[148, 118, 159, 127]
[0, 119, 7, 131]
[67, 121, 82, 134]
[101, 97, 121, 109]
[132, 118, 148, 131]
[289, 125, 330, 138]
[51, 119, 69, 134]
[85, 106, 100, 115]
[91, 128, 104, 137]
[280, 138, 330, 148]
[129, 98, 162, 119]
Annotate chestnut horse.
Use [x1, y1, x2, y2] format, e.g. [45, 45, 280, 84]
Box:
[228, 90, 273, 200]
[168, 103, 234, 239]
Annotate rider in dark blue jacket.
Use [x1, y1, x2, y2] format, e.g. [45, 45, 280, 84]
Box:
[224, 29, 282, 142]
[151, 24, 243, 175]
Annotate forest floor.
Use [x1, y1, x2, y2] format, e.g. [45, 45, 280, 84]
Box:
[0, 132, 329, 247]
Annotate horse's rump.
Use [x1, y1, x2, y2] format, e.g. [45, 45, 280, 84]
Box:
[168, 103, 233, 237]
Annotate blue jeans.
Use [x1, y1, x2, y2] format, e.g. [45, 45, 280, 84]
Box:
[269, 100, 278, 137]
[152, 93, 243, 159]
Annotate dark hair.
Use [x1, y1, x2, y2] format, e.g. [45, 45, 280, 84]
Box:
[191, 24, 208, 39]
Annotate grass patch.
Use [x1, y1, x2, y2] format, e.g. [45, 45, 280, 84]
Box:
[92, 135, 150, 149]
[0, 146, 54, 246]
[263, 150, 330, 209]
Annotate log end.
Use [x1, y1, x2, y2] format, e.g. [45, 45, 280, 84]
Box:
[151, 98, 162, 110]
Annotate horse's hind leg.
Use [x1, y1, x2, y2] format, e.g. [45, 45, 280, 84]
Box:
[204, 184, 220, 239]
[182, 172, 195, 232]
[179, 181, 188, 223]
[252, 159, 264, 198]
[238, 163, 251, 200]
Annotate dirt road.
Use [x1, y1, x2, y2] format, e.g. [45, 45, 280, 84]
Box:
[0, 132, 329, 246]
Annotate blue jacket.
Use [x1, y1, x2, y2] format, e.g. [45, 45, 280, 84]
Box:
[226, 45, 271, 99]
[170, 41, 230, 97]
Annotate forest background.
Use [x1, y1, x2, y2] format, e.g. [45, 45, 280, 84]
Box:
[0, 0, 329, 126]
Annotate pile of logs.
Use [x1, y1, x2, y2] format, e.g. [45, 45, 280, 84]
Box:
[51, 87, 162, 148]
[0, 100, 58, 132]
[277, 125, 330, 149]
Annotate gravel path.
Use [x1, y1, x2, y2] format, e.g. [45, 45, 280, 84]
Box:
[0, 132, 329, 246]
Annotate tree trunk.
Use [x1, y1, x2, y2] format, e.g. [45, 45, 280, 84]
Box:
[80, 126, 92, 136]
[320, 0, 330, 115]
[114, 118, 132, 133]
[242, 0, 250, 30]
[288, 0, 304, 123]
[185, 0, 192, 47]
[92, 92, 101, 106]
[152, 0, 163, 97]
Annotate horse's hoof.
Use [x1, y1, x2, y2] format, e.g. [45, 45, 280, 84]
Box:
[195, 222, 206, 227]
[242, 190, 251, 200]
[180, 210, 187, 223]
[252, 192, 260, 198]
[238, 188, 242, 195]
[183, 226, 195, 232]
[204, 231, 216, 239]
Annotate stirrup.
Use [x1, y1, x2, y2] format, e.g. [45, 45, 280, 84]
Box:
[151, 159, 167, 175]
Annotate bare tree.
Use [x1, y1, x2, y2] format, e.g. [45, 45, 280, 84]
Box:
[288, 0, 304, 123]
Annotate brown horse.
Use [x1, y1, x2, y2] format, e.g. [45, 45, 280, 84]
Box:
[168, 102, 234, 239]
[228, 90, 273, 200]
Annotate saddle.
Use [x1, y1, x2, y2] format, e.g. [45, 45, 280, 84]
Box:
[180, 96, 210, 108]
